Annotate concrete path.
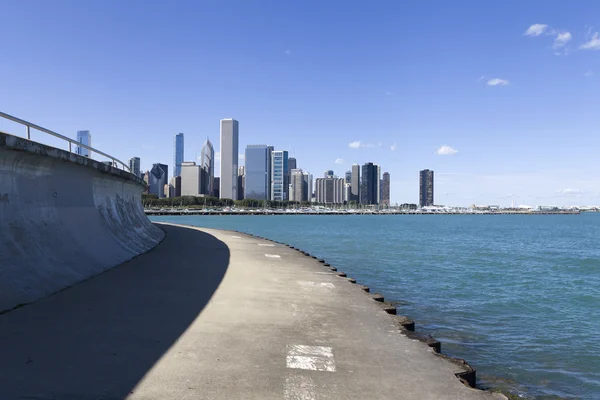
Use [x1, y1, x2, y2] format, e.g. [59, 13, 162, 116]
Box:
[0, 223, 504, 400]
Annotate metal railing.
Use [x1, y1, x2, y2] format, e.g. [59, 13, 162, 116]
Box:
[0, 111, 130, 172]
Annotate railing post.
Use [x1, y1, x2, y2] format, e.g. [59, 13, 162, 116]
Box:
[26, 125, 31, 140]
[69, 142, 71, 153]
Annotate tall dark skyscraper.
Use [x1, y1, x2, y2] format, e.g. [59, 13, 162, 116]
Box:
[173, 133, 184, 177]
[419, 169, 434, 207]
[382, 172, 390, 206]
[351, 164, 360, 202]
[244, 145, 272, 200]
[360, 162, 378, 205]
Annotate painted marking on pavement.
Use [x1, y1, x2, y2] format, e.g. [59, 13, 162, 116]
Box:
[265, 254, 281, 259]
[258, 243, 275, 247]
[231, 236, 242, 239]
[314, 272, 334, 275]
[286, 345, 336, 372]
[298, 281, 335, 288]
[284, 375, 316, 400]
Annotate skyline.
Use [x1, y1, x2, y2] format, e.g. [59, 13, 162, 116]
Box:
[1, 1, 600, 206]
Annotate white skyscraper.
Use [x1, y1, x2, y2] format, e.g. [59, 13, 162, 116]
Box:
[219, 119, 239, 200]
[76, 130, 91, 157]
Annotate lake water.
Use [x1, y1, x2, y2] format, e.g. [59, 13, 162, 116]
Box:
[150, 214, 600, 399]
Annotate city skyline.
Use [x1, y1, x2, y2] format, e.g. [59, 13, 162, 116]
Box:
[2, 2, 600, 206]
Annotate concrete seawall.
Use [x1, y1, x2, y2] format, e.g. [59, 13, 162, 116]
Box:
[0, 131, 164, 312]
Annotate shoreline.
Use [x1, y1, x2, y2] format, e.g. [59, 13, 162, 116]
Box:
[217, 226, 515, 400]
[146, 209, 582, 216]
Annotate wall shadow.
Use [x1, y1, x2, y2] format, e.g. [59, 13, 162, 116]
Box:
[0, 223, 229, 399]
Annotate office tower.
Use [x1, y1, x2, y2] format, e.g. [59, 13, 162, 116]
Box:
[244, 145, 272, 200]
[129, 157, 141, 176]
[302, 172, 313, 202]
[290, 169, 305, 202]
[213, 177, 220, 199]
[180, 162, 202, 196]
[149, 163, 168, 198]
[220, 119, 239, 200]
[315, 177, 345, 204]
[419, 169, 434, 207]
[238, 166, 245, 200]
[324, 170, 334, 178]
[201, 138, 215, 196]
[76, 130, 91, 157]
[360, 162, 379, 205]
[170, 176, 181, 198]
[271, 150, 288, 201]
[345, 170, 352, 184]
[287, 157, 297, 199]
[351, 164, 360, 202]
[173, 133, 184, 177]
[382, 172, 390, 206]
[376, 165, 381, 204]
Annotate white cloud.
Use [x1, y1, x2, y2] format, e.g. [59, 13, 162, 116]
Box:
[580, 33, 600, 50]
[385, 91, 394, 95]
[348, 140, 374, 149]
[435, 145, 458, 155]
[524, 24, 548, 37]
[553, 32, 572, 48]
[285, 49, 291, 55]
[487, 78, 509, 86]
[334, 158, 344, 164]
[390, 143, 398, 151]
[556, 188, 584, 195]
[584, 70, 593, 77]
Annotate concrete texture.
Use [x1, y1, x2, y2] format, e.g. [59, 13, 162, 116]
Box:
[0, 132, 164, 312]
[0, 223, 505, 400]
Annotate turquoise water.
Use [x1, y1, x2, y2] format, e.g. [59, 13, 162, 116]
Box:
[150, 214, 600, 399]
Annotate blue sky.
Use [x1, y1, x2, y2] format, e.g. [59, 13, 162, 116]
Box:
[1, 0, 599, 206]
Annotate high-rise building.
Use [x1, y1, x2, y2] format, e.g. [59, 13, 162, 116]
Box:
[76, 130, 91, 157]
[271, 150, 288, 201]
[238, 166, 245, 200]
[376, 165, 381, 204]
[180, 162, 202, 196]
[419, 169, 434, 207]
[213, 177, 220, 199]
[315, 177, 345, 204]
[360, 162, 379, 205]
[302, 172, 313, 202]
[149, 163, 168, 198]
[129, 157, 140, 176]
[290, 169, 305, 202]
[220, 119, 239, 200]
[382, 172, 390, 206]
[173, 133, 184, 177]
[287, 157, 297, 200]
[324, 170, 334, 178]
[351, 164, 360, 202]
[201, 138, 215, 196]
[345, 170, 352, 184]
[244, 145, 272, 200]
[170, 176, 181, 198]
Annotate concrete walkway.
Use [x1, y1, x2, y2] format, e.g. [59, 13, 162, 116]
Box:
[0, 223, 504, 400]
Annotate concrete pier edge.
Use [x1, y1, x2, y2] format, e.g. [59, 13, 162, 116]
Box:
[190, 226, 512, 398]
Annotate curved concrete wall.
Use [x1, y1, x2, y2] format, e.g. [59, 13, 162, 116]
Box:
[0, 132, 164, 312]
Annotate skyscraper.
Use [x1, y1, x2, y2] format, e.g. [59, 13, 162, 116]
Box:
[149, 163, 168, 198]
[271, 150, 288, 201]
[173, 133, 184, 177]
[201, 138, 215, 196]
[315, 177, 345, 204]
[76, 130, 91, 157]
[351, 164, 360, 202]
[324, 170, 334, 178]
[129, 157, 140, 176]
[180, 162, 202, 196]
[345, 170, 352, 184]
[238, 166, 245, 200]
[220, 119, 239, 200]
[290, 169, 304, 202]
[382, 172, 390, 206]
[419, 169, 434, 207]
[302, 172, 313, 202]
[376, 165, 381, 204]
[244, 145, 272, 200]
[360, 162, 379, 205]
[287, 157, 297, 200]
